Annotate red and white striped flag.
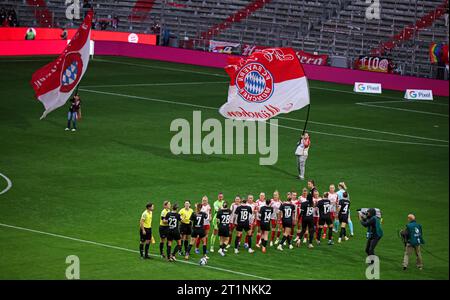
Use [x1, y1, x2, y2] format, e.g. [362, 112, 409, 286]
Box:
[30, 10, 93, 119]
[219, 47, 310, 121]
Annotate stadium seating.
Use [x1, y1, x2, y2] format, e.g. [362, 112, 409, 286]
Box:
[0, 0, 448, 78]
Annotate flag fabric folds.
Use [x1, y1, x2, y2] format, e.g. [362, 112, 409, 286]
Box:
[219, 47, 310, 121]
[429, 42, 449, 65]
[30, 10, 93, 119]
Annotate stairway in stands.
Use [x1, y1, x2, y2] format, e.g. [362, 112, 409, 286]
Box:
[25, 0, 53, 27]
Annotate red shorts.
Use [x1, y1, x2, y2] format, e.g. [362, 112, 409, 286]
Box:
[230, 223, 236, 231]
[313, 217, 319, 225]
[203, 224, 210, 231]
[330, 212, 336, 220]
[255, 220, 260, 227]
[271, 219, 277, 227]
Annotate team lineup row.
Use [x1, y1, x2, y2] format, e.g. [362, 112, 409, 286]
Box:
[139, 180, 353, 262]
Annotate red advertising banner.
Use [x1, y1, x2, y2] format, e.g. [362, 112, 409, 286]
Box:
[355, 56, 395, 73]
[0, 40, 67, 55]
[0, 27, 157, 45]
[241, 44, 328, 65]
[296, 50, 328, 66]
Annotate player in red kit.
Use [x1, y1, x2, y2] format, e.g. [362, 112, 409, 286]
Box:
[270, 190, 282, 247]
[228, 196, 241, 249]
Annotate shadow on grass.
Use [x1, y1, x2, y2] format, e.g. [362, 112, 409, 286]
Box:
[115, 141, 230, 163]
[264, 164, 298, 179]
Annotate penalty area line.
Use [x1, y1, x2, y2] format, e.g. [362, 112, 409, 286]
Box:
[0, 222, 271, 280]
[81, 81, 228, 88]
[356, 102, 449, 117]
[0, 172, 12, 195]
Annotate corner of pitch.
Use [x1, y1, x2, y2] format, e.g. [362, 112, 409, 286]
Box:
[169, 111, 278, 165]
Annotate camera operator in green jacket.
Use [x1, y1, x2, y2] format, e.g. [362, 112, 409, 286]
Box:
[359, 208, 383, 263]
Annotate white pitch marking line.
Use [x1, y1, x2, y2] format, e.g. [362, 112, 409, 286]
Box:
[275, 124, 449, 148]
[94, 58, 450, 103]
[82, 81, 228, 88]
[94, 58, 228, 78]
[79, 88, 449, 148]
[80, 88, 218, 110]
[358, 100, 449, 106]
[280, 117, 448, 143]
[356, 102, 449, 117]
[0, 172, 12, 195]
[0, 222, 271, 280]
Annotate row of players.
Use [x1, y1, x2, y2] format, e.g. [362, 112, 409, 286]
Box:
[139, 180, 352, 261]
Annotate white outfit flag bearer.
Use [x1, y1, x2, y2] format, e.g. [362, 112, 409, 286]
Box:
[30, 10, 93, 119]
[219, 47, 310, 121]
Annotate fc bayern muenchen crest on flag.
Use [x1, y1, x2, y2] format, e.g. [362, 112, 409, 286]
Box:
[30, 10, 93, 119]
[219, 47, 310, 121]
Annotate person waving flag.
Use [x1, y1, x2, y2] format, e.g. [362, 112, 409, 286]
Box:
[30, 10, 93, 119]
[219, 47, 310, 121]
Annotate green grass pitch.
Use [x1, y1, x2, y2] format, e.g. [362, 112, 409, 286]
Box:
[0, 56, 448, 280]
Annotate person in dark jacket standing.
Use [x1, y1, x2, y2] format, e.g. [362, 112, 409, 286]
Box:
[359, 208, 383, 262]
[402, 214, 424, 270]
[65, 94, 82, 132]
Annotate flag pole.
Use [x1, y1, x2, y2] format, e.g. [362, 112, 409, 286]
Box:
[302, 104, 311, 135]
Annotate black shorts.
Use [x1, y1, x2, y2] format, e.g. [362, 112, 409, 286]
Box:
[260, 223, 271, 232]
[236, 224, 250, 232]
[218, 227, 230, 237]
[159, 226, 169, 239]
[282, 221, 293, 229]
[167, 229, 181, 241]
[191, 228, 206, 238]
[319, 217, 332, 226]
[339, 215, 349, 224]
[180, 223, 192, 235]
[301, 218, 314, 230]
[140, 227, 152, 242]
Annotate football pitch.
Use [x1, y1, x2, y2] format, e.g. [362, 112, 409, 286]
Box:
[0, 56, 448, 280]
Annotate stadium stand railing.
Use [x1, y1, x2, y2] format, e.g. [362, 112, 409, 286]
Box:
[0, 0, 448, 79]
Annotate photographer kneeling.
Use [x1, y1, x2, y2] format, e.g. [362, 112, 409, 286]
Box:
[359, 208, 383, 263]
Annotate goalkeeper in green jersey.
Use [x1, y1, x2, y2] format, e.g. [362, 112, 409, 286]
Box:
[209, 192, 225, 253]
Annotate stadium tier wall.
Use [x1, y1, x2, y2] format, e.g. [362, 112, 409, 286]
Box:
[1, 0, 448, 79]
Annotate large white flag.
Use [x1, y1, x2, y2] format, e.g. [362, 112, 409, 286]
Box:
[219, 47, 310, 121]
[30, 10, 93, 119]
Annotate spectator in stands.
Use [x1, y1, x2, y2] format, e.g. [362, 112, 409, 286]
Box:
[100, 20, 108, 30]
[151, 21, 161, 34]
[82, 0, 92, 9]
[25, 28, 35, 40]
[161, 28, 170, 46]
[61, 28, 68, 40]
[0, 7, 17, 27]
[7, 8, 17, 27]
[0, 7, 6, 26]
[112, 15, 119, 30]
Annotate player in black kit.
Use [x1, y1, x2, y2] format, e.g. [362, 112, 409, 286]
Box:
[277, 197, 296, 251]
[297, 189, 316, 248]
[338, 192, 351, 243]
[259, 199, 273, 253]
[185, 203, 209, 260]
[234, 198, 254, 254]
[317, 192, 334, 245]
[216, 202, 231, 256]
[164, 204, 182, 261]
